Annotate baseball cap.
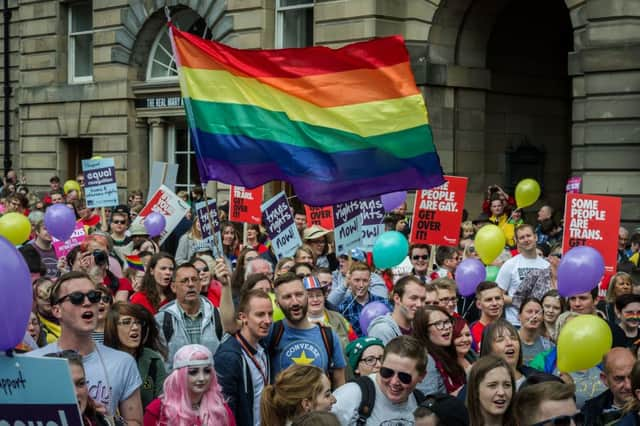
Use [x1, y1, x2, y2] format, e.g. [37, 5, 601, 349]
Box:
[302, 276, 326, 290]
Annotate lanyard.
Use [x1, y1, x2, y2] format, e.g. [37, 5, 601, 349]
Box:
[236, 333, 269, 385]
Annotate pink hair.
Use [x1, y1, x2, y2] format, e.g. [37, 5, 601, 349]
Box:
[159, 345, 230, 426]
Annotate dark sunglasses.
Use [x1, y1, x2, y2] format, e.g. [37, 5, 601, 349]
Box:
[100, 294, 113, 304]
[550, 253, 562, 259]
[196, 266, 209, 273]
[530, 412, 583, 426]
[112, 220, 127, 225]
[412, 255, 429, 261]
[379, 366, 413, 385]
[55, 290, 102, 305]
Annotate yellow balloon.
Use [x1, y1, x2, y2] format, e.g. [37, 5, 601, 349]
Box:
[269, 292, 284, 321]
[475, 224, 506, 265]
[0, 212, 32, 245]
[557, 315, 612, 372]
[63, 180, 81, 194]
[91, 156, 103, 160]
[515, 178, 541, 208]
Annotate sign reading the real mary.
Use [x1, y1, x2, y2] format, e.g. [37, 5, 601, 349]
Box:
[82, 157, 118, 208]
[261, 192, 302, 259]
[410, 176, 468, 247]
[0, 354, 82, 425]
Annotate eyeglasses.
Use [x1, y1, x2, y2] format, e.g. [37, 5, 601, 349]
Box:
[196, 266, 209, 273]
[550, 253, 562, 259]
[112, 220, 127, 225]
[55, 290, 102, 305]
[178, 276, 199, 284]
[379, 366, 413, 385]
[117, 318, 146, 328]
[99, 295, 113, 304]
[530, 412, 584, 426]
[360, 355, 383, 367]
[412, 255, 429, 261]
[427, 319, 453, 330]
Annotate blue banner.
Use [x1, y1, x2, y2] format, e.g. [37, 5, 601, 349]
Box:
[261, 192, 302, 259]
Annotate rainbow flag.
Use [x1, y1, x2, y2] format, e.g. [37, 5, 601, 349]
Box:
[125, 255, 144, 272]
[169, 25, 444, 206]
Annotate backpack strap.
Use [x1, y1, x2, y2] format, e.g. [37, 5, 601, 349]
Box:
[354, 375, 376, 426]
[412, 388, 426, 405]
[267, 320, 285, 357]
[318, 324, 334, 365]
[162, 312, 174, 343]
[213, 307, 223, 340]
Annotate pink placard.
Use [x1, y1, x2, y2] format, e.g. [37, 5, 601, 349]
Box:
[52, 222, 87, 258]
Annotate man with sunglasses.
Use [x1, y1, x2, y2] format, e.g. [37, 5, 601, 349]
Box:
[27, 271, 143, 425]
[109, 209, 131, 248]
[332, 335, 427, 425]
[409, 244, 431, 283]
[514, 381, 582, 426]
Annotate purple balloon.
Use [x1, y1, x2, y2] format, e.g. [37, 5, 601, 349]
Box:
[144, 212, 166, 237]
[456, 258, 487, 296]
[558, 246, 605, 297]
[44, 204, 76, 241]
[0, 235, 32, 350]
[360, 301, 391, 335]
[381, 191, 407, 212]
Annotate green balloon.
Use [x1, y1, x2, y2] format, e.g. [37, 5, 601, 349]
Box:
[486, 265, 500, 282]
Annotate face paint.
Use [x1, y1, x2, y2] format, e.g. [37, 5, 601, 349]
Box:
[622, 312, 640, 322]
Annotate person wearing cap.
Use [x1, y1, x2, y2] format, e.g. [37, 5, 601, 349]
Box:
[304, 275, 356, 353]
[414, 393, 470, 426]
[144, 344, 236, 426]
[42, 175, 61, 205]
[345, 336, 384, 377]
[303, 225, 338, 271]
[129, 223, 150, 243]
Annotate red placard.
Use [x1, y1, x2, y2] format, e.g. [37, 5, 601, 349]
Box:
[410, 176, 468, 246]
[304, 205, 335, 230]
[562, 193, 621, 277]
[229, 185, 263, 224]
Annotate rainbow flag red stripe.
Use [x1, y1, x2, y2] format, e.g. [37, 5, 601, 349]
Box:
[169, 25, 444, 206]
[125, 255, 144, 272]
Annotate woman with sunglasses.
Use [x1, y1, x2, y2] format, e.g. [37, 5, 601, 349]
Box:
[597, 272, 633, 324]
[90, 286, 113, 344]
[33, 277, 61, 343]
[512, 244, 563, 314]
[191, 256, 222, 308]
[413, 306, 466, 396]
[144, 344, 235, 426]
[131, 253, 175, 315]
[261, 364, 336, 426]
[466, 354, 515, 426]
[104, 302, 168, 409]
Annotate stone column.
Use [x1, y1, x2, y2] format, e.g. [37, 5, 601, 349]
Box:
[148, 118, 166, 163]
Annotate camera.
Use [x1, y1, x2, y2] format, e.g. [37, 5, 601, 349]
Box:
[92, 250, 108, 266]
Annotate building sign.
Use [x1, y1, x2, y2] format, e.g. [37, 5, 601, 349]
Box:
[135, 95, 183, 109]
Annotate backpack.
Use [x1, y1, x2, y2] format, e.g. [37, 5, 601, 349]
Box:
[353, 375, 425, 426]
[162, 307, 223, 342]
[267, 320, 334, 365]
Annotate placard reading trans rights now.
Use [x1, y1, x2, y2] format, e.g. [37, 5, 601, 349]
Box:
[0, 353, 82, 425]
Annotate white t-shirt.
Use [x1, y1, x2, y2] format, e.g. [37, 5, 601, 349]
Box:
[27, 342, 142, 416]
[332, 374, 418, 425]
[496, 254, 549, 325]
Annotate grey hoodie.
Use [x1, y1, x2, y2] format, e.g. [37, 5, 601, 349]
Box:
[367, 313, 402, 344]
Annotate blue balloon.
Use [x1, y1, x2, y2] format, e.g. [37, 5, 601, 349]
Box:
[373, 231, 409, 269]
[0, 235, 32, 350]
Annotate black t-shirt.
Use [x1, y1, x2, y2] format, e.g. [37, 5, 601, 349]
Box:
[610, 323, 638, 348]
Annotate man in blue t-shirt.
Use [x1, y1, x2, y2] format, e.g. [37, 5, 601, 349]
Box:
[265, 272, 346, 388]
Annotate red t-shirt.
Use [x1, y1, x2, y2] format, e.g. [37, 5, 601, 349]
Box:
[470, 320, 486, 352]
[206, 279, 222, 307]
[130, 292, 169, 315]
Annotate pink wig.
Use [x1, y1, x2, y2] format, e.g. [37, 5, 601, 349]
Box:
[159, 344, 230, 426]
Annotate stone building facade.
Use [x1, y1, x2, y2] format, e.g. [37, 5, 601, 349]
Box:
[1, 0, 638, 227]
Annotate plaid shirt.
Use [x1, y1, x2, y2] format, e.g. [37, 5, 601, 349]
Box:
[338, 292, 390, 337]
[177, 302, 204, 345]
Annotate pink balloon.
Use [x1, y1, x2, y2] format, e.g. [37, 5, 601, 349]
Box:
[456, 258, 487, 296]
[109, 256, 123, 278]
[381, 191, 407, 212]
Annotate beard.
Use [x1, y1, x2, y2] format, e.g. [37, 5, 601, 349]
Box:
[282, 302, 308, 324]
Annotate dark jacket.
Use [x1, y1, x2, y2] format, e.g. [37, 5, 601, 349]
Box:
[581, 389, 625, 426]
[214, 334, 268, 426]
[619, 412, 640, 426]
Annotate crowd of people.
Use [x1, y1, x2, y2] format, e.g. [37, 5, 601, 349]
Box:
[3, 169, 640, 426]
